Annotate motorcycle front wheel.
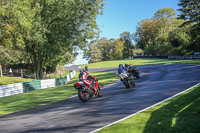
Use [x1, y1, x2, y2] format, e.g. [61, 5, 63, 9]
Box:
[78, 89, 89, 102]
[123, 79, 131, 88]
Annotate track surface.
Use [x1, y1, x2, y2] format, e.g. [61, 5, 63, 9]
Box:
[0, 64, 200, 133]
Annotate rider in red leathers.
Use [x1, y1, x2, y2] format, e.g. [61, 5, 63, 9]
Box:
[79, 68, 97, 92]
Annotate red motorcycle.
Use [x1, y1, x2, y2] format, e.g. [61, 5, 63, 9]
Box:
[73, 78, 102, 102]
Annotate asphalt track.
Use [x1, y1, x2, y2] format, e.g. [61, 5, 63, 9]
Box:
[0, 64, 200, 133]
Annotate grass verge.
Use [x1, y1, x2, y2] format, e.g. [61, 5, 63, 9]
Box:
[98, 85, 200, 133]
[83, 58, 200, 68]
[0, 77, 33, 85]
[0, 72, 118, 116]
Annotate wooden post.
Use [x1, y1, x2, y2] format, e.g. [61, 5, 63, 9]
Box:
[5, 66, 6, 76]
[21, 68, 23, 78]
[0, 64, 3, 77]
[60, 65, 61, 78]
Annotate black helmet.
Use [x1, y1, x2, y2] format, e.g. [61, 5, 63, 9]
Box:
[119, 64, 123, 67]
[80, 68, 85, 72]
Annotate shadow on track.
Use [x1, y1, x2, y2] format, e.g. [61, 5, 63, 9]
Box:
[143, 85, 200, 133]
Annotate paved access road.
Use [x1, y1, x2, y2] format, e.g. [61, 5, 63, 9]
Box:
[0, 64, 200, 133]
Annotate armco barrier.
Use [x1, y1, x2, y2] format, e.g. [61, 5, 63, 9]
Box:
[168, 55, 200, 60]
[23, 80, 41, 93]
[41, 79, 55, 89]
[73, 71, 76, 77]
[66, 75, 70, 82]
[71, 70, 76, 78]
[69, 73, 71, 79]
[0, 70, 76, 97]
[55, 76, 67, 86]
[0, 83, 23, 97]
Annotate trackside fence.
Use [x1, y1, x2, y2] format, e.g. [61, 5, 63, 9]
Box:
[0, 70, 76, 98]
[133, 55, 200, 59]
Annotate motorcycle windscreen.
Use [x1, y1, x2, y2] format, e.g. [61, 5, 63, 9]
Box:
[119, 72, 128, 79]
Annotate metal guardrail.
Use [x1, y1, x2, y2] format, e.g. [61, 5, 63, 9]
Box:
[168, 55, 200, 60]
[41, 79, 55, 89]
[0, 83, 23, 97]
[55, 77, 67, 86]
[0, 70, 76, 98]
[23, 80, 41, 93]
[133, 55, 200, 60]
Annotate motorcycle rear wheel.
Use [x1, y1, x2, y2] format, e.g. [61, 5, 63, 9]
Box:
[78, 89, 89, 102]
[97, 87, 102, 97]
[136, 74, 140, 79]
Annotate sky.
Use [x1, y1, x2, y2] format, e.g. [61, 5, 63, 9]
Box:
[73, 0, 180, 65]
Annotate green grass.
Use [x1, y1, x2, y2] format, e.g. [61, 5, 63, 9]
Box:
[0, 77, 34, 85]
[83, 58, 200, 68]
[0, 72, 118, 116]
[44, 70, 71, 79]
[98, 85, 200, 133]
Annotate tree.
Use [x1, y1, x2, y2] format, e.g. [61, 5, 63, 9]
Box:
[84, 37, 124, 62]
[112, 39, 124, 59]
[153, 8, 177, 45]
[133, 8, 194, 56]
[134, 18, 162, 49]
[120, 32, 133, 58]
[0, 45, 23, 77]
[178, 0, 200, 52]
[168, 19, 191, 55]
[0, 0, 104, 79]
[154, 8, 177, 20]
[178, 0, 200, 28]
[83, 40, 102, 63]
[98, 38, 115, 61]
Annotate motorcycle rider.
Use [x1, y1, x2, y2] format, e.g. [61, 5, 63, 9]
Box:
[124, 63, 129, 71]
[79, 68, 99, 93]
[128, 64, 134, 73]
[128, 64, 140, 79]
[118, 64, 125, 74]
[124, 64, 134, 74]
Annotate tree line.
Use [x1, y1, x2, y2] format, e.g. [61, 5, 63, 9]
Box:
[0, 0, 199, 78]
[83, 32, 143, 63]
[84, 0, 200, 63]
[0, 0, 104, 79]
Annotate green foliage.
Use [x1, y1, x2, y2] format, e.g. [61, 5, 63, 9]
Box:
[0, 0, 104, 79]
[134, 18, 163, 50]
[84, 37, 125, 63]
[134, 8, 194, 56]
[178, 0, 200, 27]
[154, 8, 177, 20]
[178, 0, 200, 52]
[132, 48, 144, 56]
[99, 38, 114, 61]
[84, 31, 140, 63]
[120, 32, 133, 58]
[113, 39, 124, 59]
[84, 39, 103, 63]
[168, 26, 191, 55]
[0, 77, 33, 85]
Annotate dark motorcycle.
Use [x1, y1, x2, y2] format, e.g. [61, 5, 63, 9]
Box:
[132, 67, 140, 79]
[73, 79, 102, 102]
[119, 72, 135, 88]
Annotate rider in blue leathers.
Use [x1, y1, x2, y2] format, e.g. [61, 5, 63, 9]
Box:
[118, 64, 124, 74]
